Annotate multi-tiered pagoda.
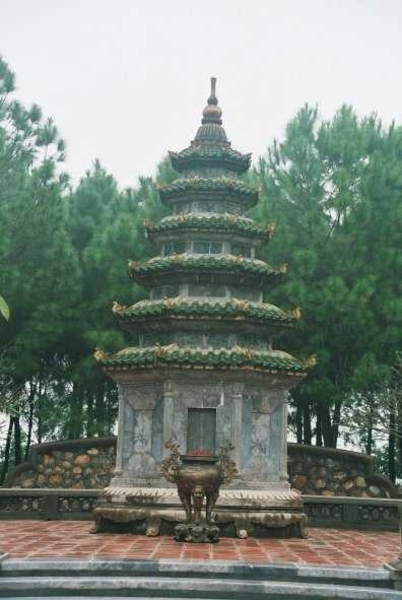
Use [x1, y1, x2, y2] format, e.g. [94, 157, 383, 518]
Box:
[93, 79, 309, 538]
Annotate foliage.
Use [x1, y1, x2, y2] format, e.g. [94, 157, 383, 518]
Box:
[253, 105, 402, 450]
[0, 295, 9, 321]
[0, 56, 168, 480]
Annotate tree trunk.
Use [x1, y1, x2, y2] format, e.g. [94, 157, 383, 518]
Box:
[389, 409, 396, 482]
[366, 427, 373, 455]
[0, 417, 14, 484]
[25, 382, 36, 461]
[319, 404, 335, 447]
[13, 415, 22, 465]
[303, 403, 312, 444]
[331, 400, 342, 447]
[316, 406, 323, 446]
[95, 388, 104, 436]
[86, 392, 94, 437]
[37, 379, 43, 444]
[68, 383, 84, 439]
[296, 403, 303, 444]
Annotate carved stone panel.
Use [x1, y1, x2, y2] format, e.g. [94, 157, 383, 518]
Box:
[240, 388, 288, 483]
[120, 384, 163, 479]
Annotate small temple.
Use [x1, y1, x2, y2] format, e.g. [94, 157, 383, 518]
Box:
[93, 78, 310, 537]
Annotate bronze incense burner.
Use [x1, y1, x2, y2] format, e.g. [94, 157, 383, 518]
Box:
[162, 440, 237, 542]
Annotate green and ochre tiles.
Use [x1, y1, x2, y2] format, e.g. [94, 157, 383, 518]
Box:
[98, 345, 308, 375]
[144, 213, 274, 241]
[115, 297, 297, 327]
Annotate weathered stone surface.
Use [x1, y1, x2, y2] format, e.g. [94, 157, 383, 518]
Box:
[48, 474, 63, 487]
[333, 470, 347, 481]
[292, 475, 307, 490]
[74, 454, 90, 465]
[21, 479, 34, 488]
[6, 437, 396, 498]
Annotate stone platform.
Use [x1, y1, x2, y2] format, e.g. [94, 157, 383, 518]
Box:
[93, 484, 307, 538]
[0, 520, 398, 566]
[1, 521, 401, 599]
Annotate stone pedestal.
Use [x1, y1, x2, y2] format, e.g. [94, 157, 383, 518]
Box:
[92, 371, 307, 538]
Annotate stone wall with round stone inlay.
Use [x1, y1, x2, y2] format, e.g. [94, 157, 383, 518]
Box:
[4, 437, 397, 498]
[5, 437, 116, 489]
[288, 443, 397, 498]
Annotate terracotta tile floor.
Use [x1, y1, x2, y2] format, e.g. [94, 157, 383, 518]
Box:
[0, 521, 399, 568]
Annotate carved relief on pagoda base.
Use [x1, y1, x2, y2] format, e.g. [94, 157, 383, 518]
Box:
[112, 375, 292, 491]
[116, 383, 164, 482]
[240, 387, 289, 483]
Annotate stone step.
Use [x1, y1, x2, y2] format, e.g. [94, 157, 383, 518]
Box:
[0, 574, 400, 600]
[0, 558, 393, 589]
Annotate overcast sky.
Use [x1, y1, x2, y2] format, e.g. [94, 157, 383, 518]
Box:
[1, 0, 401, 188]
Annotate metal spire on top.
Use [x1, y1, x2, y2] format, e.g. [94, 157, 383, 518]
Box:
[202, 77, 222, 125]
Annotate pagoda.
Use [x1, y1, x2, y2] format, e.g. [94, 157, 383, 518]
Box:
[93, 78, 310, 538]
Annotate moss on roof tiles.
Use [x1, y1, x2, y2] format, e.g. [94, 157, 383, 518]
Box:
[129, 254, 286, 283]
[158, 177, 258, 202]
[144, 214, 274, 241]
[169, 146, 251, 173]
[99, 344, 307, 375]
[116, 297, 296, 326]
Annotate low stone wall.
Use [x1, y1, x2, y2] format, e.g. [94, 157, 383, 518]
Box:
[288, 443, 396, 498]
[0, 489, 399, 531]
[4, 437, 397, 499]
[5, 437, 116, 490]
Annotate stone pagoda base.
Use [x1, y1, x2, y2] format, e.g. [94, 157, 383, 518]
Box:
[92, 484, 308, 539]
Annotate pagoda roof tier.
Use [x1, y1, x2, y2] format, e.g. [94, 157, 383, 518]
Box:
[97, 345, 308, 377]
[114, 298, 296, 329]
[158, 177, 258, 208]
[129, 254, 286, 288]
[144, 214, 274, 243]
[168, 145, 252, 175]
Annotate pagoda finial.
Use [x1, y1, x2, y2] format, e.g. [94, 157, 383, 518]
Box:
[208, 77, 217, 105]
[202, 76, 222, 125]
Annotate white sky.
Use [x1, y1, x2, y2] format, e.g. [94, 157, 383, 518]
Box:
[1, 0, 401, 188]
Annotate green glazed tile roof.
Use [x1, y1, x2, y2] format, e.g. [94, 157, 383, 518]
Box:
[169, 145, 251, 173]
[99, 344, 307, 376]
[144, 213, 274, 241]
[115, 297, 296, 326]
[129, 254, 286, 283]
[194, 123, 228, 143]
[159, 177, 258, 203]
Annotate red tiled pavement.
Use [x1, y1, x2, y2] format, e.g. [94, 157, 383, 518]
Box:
[0, 520, 399, 568]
